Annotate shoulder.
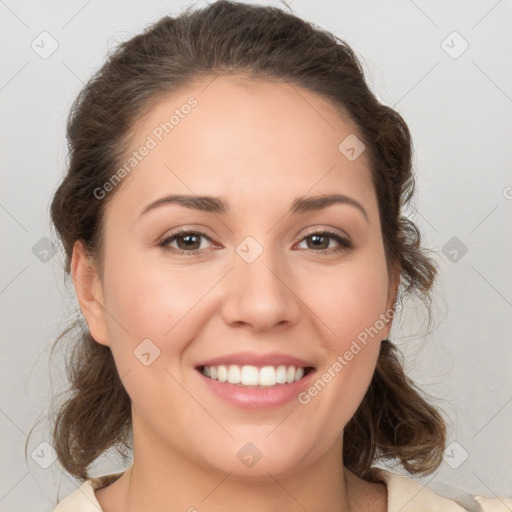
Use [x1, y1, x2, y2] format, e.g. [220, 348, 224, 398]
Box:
[370, 468, 512, 512]
[53, 473, 124, 512]
[53, 480, 101, 512]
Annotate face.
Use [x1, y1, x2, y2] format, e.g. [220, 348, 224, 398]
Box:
[75, 75, 398, 479]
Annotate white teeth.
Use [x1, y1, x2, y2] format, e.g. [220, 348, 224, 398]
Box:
[217, 365, 228, 383]
[201, 364, 309, 387]
[276, 365, 287, 384]
[227, 365, 241, 384]
[241, 365, 259, 385]
[258, 366, 276, 386]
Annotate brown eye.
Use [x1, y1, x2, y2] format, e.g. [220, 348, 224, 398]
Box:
[175, 233, 202, 251]
[297, 231, 352, 254]
[306, 234, 330, 250]
[159, 230, 213, 255]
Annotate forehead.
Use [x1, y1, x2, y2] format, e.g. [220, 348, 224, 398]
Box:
[113, 74, 377, 218]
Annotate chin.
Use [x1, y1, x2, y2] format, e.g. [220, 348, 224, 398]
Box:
[195, 436, 314, 481]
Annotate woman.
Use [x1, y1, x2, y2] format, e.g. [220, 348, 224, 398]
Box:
[46, 1, 508, 510]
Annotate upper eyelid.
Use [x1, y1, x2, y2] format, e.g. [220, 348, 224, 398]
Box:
[162, 223, 348, 238]
[299, 225, 349, 240]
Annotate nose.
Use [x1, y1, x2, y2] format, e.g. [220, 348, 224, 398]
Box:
[221, 248, 301, 333]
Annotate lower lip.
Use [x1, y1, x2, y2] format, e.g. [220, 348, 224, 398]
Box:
[196, 369, 315, 411]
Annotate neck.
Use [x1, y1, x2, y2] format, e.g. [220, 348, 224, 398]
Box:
[125, 462, 350, 512]
[108, 425, 355, 512]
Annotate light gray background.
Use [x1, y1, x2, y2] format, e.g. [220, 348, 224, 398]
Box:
[1, 0, 511, 510]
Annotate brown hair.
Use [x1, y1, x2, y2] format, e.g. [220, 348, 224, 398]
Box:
[40, 0, 446, 482]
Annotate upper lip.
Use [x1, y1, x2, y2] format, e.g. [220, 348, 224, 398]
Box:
[195, 351, 315, 369]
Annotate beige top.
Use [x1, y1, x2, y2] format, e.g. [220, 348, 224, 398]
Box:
[53, 468, 510, 512]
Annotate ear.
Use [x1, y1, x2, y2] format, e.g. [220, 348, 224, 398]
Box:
[71, 240, 110, 346]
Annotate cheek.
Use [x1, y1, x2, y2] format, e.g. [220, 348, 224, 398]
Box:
[305, 256, 390, 350]
[99, 256, 202, 409]
[101, 252, 218, 357]
[297, 248, 390, 412]
[99, 221, 178, 337]
[103, 268, 172, 342]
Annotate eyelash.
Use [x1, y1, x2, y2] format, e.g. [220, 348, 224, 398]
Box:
[158, 229, 352, 256]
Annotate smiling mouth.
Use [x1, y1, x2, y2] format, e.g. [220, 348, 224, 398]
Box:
[197, 364, 315, 388]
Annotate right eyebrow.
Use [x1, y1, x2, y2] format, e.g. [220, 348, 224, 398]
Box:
[140, 195, 227, 217]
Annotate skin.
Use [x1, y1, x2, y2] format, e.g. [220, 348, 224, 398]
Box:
[73, 74, 399, 512]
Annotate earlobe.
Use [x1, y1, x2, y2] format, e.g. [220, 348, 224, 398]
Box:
[71, 240, 110, 346]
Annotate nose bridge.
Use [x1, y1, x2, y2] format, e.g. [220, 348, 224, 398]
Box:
[221, 238, 300, 331]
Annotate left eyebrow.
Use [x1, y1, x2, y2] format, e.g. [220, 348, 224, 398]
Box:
[290, 194, 368, 222]
[139, 193, 368, 222]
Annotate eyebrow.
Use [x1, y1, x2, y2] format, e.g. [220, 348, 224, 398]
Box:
[140, 193, 368, 221]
